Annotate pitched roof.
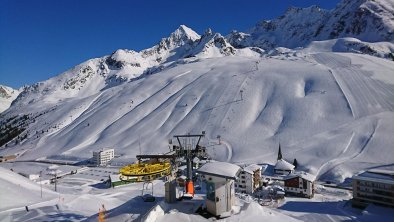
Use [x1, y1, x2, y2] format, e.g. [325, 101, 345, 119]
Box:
[197, 161, 241, 179]
[274, 159, 295, 171]
[284, 171, 316, 182]
[243, 164, 262, 174]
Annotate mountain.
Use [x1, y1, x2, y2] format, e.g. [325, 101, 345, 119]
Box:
[0, 0, 393, 184]
[227, 0, 394, 50]
[0, 85, 20, 113]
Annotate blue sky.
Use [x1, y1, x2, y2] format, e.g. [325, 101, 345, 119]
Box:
[0, 0, 340, 88]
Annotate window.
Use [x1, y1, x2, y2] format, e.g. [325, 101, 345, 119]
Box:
[206, 182, 215, 201]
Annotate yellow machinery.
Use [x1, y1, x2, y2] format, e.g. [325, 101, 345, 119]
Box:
[119, 162, 171, 182]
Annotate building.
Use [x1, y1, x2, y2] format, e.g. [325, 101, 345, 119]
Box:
[19, 172, 40, 180]
[274, 159, 295, 175]
[284, 171, 315, 198]
[235, 164, 262, 194]
[0, 155, 16, 162]
[93, 149, 115, 166]
[352, 169, 394, 208]
[197, 161, 241, 217]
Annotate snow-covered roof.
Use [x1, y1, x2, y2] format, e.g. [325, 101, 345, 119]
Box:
[243, 164, 262, 174]
[284, 171, 316, 182]
[367, 169, 394, 176]
[353, 169, 394, 185]
[197, 162, 241, 179]
[274, 159, 295, 171]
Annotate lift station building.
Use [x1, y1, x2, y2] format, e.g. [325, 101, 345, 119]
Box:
[197, 161, 241, 217]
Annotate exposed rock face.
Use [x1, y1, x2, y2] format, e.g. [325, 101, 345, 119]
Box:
[227, 0, 394, 50]
[0, 85, 20, 113]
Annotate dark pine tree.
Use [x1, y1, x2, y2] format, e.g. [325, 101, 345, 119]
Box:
[293, 158, 298, 169]
[277, 143, 283, 160]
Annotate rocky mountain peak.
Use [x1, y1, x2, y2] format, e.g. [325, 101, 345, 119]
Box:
[0, 85, 17, 99]
[154, 25, 200, 53]
[0, 85, 20, 112]
[203, 28, 213, 37]
[227, 0, 393, 50]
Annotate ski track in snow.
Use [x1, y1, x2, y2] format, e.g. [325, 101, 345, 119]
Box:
[318, 119, 378, 179]
[34, 92, 104, 155]
[315, 132, 355, 178]
[203, 59, 257, 138]
[220, 139, 233, 162]
[313, 53, 394, 119]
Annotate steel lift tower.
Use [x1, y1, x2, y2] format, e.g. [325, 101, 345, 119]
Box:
[172, 132, 207, 197]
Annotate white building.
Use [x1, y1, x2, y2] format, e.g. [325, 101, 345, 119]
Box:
[283, 171, 315, 198]
[274, 159, 295, 175]
[93, 148, 115, 166]
[197, 161, 241, 217]
[352, 169, 394, 208]
[235, 164, 262, 194]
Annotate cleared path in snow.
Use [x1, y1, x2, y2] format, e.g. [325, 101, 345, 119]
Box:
[313, 53, 394, 118]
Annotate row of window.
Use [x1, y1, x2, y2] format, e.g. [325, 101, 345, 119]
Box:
[287, 187, 307, 192]
[358, 180, 393, 190]
[357, 188, 394, 197]
[357, 193, 394, 203]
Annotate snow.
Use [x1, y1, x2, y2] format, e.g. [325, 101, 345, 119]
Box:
[243, 164, 262, 174]
[197, 161, 241, 179]
[275, 159, 295, 171]
[284, 171, 316, 182]
[353, 169, 394, 185]
[302, 38, 394, 60]
[0, 166, 57, 210]
[228, 0, 394, 50]
[0, 0, 394, 220]
[0, 85, 20, 112]
[1, 51, 393, 186]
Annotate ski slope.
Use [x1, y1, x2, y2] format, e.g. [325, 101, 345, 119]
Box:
[1, 50, 393, 184]
[0, 167, 57, 211]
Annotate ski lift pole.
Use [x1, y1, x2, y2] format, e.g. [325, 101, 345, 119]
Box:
[40, 171, 42, 198]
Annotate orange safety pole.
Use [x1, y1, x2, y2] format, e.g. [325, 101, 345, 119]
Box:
[186, 181, 194, 196]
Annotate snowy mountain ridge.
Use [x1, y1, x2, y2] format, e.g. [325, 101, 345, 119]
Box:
[0, 0, 394, 185]
[10, 25, 259, 108]
[10, 0, 394, 108]
[227, 0, 394, 50]
[0, 85, 20, 113]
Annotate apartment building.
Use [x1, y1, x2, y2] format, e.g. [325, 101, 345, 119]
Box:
[235, 164, 262, 194]
[92, 148, 115, 166]
[352, 169, 394, 208]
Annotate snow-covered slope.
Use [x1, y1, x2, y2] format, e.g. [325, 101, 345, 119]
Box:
[0, 167, 57, 210]
[1, 52, 393, 183]
[302, 38, 394, 60]
[0, 85, 20, 113]
[1, 0, 393, 184]
[227, 0, 394, 50]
